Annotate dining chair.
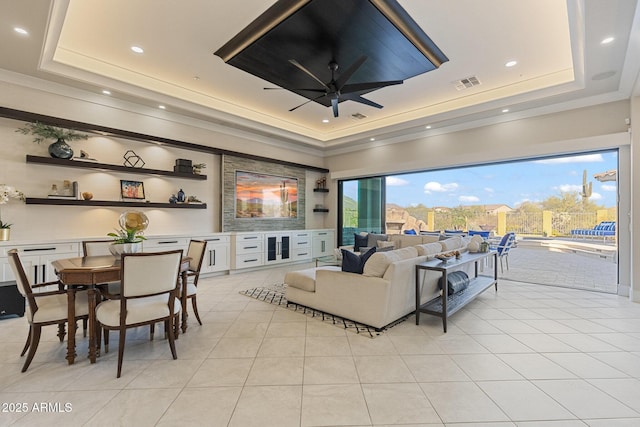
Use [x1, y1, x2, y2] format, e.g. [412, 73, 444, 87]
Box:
[82, 240, 121, 297]
[94, 250, 183, 378]
[7, 249, 90, 372]
[183, 239, 207, 325]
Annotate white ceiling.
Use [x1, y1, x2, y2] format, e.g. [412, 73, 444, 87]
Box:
[1, 0, 639, 151]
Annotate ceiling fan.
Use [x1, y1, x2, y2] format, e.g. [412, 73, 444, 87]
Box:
[266, 55, 403, 117]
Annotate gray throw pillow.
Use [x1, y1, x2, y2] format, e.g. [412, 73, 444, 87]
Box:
[367, 233, 388, 248]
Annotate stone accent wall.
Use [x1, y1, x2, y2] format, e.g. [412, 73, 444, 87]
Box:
[222, 155, 306, 231]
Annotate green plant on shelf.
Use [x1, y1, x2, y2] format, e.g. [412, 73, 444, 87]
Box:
[16, 121, 88, 144]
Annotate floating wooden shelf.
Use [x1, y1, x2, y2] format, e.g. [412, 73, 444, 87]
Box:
[25, 198, 207, 209]
[26, 155, 207, 180]
[313, 188, 329, 193]
[313, 208, 329, 212]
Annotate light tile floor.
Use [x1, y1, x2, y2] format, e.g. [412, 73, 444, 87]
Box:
[1, 262, 639, 426]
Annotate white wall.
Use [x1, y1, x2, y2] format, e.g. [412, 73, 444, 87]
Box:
[0, 77, 330, 241]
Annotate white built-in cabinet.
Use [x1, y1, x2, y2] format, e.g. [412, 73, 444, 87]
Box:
[0, 242, 79, 284]
[291, 231, 312, 261]
[312, 230, 335, 258]
[265, 232, 292, 264]
[231, 229, 334, 270]
[0, 229, 334, 284]
[199, 235, 230, 273]
[231, 232, 264, 270]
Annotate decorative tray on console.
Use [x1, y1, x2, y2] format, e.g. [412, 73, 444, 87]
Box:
[435, 251, 461, 263]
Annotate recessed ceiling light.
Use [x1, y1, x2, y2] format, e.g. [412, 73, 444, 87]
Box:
[505, 60, 517, 67]
[102, 90, 111, 95]
[158, 105, 166, 109]
[370, 138, 375, 141]
[14, 27, 28, 35]
[425, 125, 432, 129]
[322, 119, 329, 123]
[601, 36, 615, 45]
[502, 108, 509, 113]
[131, 46, 144, 54]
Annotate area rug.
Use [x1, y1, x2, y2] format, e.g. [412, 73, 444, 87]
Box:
[240, 283, 406, 338]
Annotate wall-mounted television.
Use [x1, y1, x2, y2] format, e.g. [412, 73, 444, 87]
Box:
[235, 171, 298, 219]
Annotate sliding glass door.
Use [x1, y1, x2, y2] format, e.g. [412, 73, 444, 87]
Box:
[338, 177, 385, 246]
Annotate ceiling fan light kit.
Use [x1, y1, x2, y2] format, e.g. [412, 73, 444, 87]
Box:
[214, 0, 448, 117]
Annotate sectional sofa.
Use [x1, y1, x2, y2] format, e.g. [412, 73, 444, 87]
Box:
[284, 234, 481, 329]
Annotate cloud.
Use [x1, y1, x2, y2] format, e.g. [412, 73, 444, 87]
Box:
[590, 192, 602, 200]
[386, 176, 409, 186]
[555, 184, 582, 192]
[424, 181, 458, 194]
[484, 187, 494, 193]
[459, 195, 480, 203]
[534, 154, 604, 164]
[601, 184, 616, 192]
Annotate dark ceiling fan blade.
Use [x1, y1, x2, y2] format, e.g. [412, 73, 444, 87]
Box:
[331, 97, 339, 117]
[264, 87, 326, 93]
[342, 80, 403, 93]
[289, 59, 328, 89]
[289, 94, 327, 112]
[335, 55, 367, 90]
[342, 93, 384, 109]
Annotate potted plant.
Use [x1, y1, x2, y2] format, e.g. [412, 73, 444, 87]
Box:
[192, 163, 206, 174]
[107, 227, 147, 256]
[107, 211, 149, 256]
[0, 184, 25, 241]
[16, 121, 88, 159]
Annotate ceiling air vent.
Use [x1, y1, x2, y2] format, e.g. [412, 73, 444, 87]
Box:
[351, 113, 368, 120]
[454, 76, 481, 91]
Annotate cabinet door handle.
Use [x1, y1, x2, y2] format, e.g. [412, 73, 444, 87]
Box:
[206, 238, 221, 242]
[34, 265, 38, 283]
[24, 247, 56, 252]
[209, 249, 216, 266]
[244, 245, 258, 250]
[321, 241, 326, 252]
[244, 258, 258, 263]
[243, 236, 258, 240]
[298, 241, 308, 245]
[277, 242, 281, 255]
[299, 252, 308, 256]
[158, 240, 179, 244]
[42, 264, 46, 283]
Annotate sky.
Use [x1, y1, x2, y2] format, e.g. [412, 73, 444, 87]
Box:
[354, 151, 618, 209]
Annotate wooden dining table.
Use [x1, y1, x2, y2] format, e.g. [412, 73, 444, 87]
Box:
[51, 254, 191, 365]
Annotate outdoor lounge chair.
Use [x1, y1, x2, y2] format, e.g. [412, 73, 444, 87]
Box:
[570, 221, 615, 241]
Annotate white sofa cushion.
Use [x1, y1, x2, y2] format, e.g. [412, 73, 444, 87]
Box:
[440, 236, 464, 252]
[285, 266, 341, 292]
[363, 246, 418, 278]
[415, 242, 443, 257]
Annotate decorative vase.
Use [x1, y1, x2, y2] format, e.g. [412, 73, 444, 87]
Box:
[0, 229, 9, 241]
[48, 138, 74, 159]
[177, 189, 185, 203]
[109, 242, 142, 257]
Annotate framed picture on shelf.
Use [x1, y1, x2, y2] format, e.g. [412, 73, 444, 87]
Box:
[120, 180, 145, 200]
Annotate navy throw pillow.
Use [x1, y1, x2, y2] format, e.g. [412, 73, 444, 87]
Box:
[353, 233, 369, 252]
[341, 247, 376, 274]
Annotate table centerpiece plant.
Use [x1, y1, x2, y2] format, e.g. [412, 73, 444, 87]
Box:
[0, 184, 25, 241]
[16, 121, 88, 159]
[107, 210, 149, 256]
